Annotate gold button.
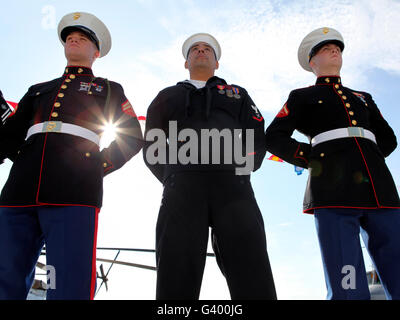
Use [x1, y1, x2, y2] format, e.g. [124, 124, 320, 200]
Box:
[85, 152, 91, 158]
[69, 74, 76, 79]
[335, 84, 340, 89]
[103, 163, 108, 168]
[325, 78, 330, 83]
[54, 102, 61, 108]
[338, 90, 343, 94]
[88, 91, 93, 95]
[51, 112, 58, 118]
[365, 103, 368, 106]
[318, 100, 323, 104]
[342, 96, 347, 100]
[299, 151, 304, 156]
[61, 85, 67, 89]
[36, 92, 40, 96]
[65, 79, 71, 83]
[338, 79, 341, 83]
[320, 153, 325, 158]
[58, 93, 64, 98]
[346, 103, 351, 108]
[349, 111, 354, 116]
[78, 68, 83, 73]
[65, 68, 69, 73]
[352, 120, 357, 125]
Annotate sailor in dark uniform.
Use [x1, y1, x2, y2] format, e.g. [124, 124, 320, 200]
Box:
[265, 27, 400, 299]
[0, 12, 143, 300]
[143, 33, 276, 300]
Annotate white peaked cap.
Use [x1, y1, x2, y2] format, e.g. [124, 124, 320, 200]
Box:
[58, 12, 112, 58]
[298, 27, 344, 72]
[182, 33, 221, 61]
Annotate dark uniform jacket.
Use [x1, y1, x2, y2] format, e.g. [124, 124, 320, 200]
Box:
[0, 66, 143, 208]
[265, 76, 399, 213]
[143, 76, 266, 183]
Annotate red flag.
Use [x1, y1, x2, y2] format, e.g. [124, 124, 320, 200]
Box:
[5, 101, 18, 118]
[268, 155, 284, 162]
[6, 101, 18, 109]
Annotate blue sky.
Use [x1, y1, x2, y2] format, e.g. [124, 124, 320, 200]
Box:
[0, 0, 399, 299]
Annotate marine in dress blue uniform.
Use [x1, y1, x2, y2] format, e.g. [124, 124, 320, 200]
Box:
[0, 12, 143, 300]
[265, 27, 400, 299]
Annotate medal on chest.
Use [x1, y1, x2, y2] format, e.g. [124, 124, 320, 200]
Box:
[351, 91, 368, 106]
[217, 85, 225, 94]
[79, 81, 104, 93]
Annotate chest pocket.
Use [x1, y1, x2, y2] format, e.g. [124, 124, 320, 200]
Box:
[213, 94, 242, 120]
[347, 92, 372, 126]
[29, 85, 57, 106]
[28, 84, 59, 122]
[77, 81, 110, 113]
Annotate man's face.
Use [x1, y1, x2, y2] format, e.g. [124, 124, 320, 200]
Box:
[64, 31, 100, 64]
[185, 42, 219, 72]
[310, 43, 342, 71]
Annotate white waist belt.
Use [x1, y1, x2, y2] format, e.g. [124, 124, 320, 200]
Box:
[311, 127, 377, 147]
[26, 121, 100, 146]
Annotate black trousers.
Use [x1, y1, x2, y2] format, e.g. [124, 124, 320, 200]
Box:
[155, 171, 276, 300]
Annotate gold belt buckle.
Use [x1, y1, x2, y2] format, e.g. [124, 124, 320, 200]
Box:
[42, 121, 62, 133]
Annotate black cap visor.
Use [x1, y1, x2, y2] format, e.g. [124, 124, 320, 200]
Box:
[309, 39, 344, 62]
[61, 25, 100, 50]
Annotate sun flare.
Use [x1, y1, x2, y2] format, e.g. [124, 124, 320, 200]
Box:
[101, 122, 117, 149]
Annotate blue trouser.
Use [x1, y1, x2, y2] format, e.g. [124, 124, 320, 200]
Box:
[314, 208, 400, 300]
[0, 206, 99, 300]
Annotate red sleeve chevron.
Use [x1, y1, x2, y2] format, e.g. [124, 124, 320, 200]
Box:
[121, 100, 137, 118]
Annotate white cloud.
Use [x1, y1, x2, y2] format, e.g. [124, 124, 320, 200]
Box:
[124, 0, 400, 115]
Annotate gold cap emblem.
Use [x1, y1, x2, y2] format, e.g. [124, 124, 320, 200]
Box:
[323, 27, 330, 34]
[73, 13, 81, 20]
